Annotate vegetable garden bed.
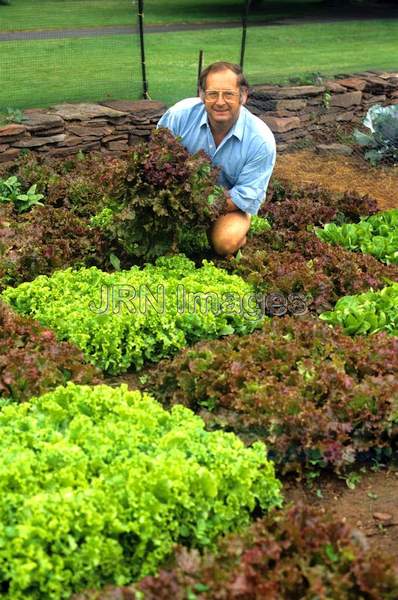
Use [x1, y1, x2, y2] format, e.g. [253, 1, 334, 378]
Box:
[1, 136, 398, 598]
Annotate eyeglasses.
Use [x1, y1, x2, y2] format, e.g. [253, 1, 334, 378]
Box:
[203, 90, 240, 101]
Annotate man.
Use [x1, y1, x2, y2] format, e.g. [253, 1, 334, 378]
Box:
[157, 61, 276, 256]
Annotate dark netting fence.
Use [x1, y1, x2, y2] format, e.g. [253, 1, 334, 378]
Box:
[0, 0, 143, 111]
[0, 0, 397, 169]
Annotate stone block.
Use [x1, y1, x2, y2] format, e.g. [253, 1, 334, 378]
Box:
[362, 95, 387, 105]
[336, 111, 355, 122]
[14, 134, 66, 148]
[102, 133, 128, 143]
[129, 116, 151, 125]
[86, 120, 110, 127]
[316, 143, 353, 156]
[364, 76, 394, 92]
[0, 144, 9, 152]
[0, 124, 26, 138]
[53, 103, 126, 121]
[23, 110, 64, 132]
[100, 99, 166, 119]
[46, 147, 78, 158]
[307, 97, 323, 106]
[0, 148, 20, 163]
[275, 99, 307, 111]
[108, 116, 130, 126]
[330, 91, 362, 108]
[252, 85, 324, 99]
[335, 77, 367, 91]
[49, 140, 101, 157]
[263, 110, 294, 118]
[130, 128, 152, 136]
[275, 129, 306, 142]
[35, 127, 66, 137]
[67, 125, 113, 138]
[60, 135, 85, 147]
[115, 124, 141, 133]
[323, 80, 347, 93]
[259, 116, 301, 133]
[0, 135, 29, 144]
[318, 111, 341, 124]
[250, 84, 280, 93]
[106, 140, 129, 151]
[0, 125, 28, 143]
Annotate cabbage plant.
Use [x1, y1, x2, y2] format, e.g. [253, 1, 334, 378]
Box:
[353, 104, 398, 166]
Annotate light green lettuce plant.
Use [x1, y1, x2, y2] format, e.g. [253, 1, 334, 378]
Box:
[1, 255, 264, 374]
[320, 282, 398, 336]
[0, 382, 282, 599]
[316, 209, 398, 264]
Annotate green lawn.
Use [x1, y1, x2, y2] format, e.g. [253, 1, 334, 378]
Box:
[0, 1, 342, 32]
[1, 20, 397, 111]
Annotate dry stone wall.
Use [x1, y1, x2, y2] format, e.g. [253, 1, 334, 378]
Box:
[247, 70, 398, 151]
[0, 70, 398, 165]
[0, 100, 166, 166]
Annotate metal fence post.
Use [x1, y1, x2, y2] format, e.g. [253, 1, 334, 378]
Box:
[197, 50, 204, 96]
[240, 0, 251, 69]
[137, 0, 149, 99]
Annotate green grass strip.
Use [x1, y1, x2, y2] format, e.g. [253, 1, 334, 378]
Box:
[0, 0, 325, 32]
[2, 20, 398, 109]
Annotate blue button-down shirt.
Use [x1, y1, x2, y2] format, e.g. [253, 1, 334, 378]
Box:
[157, 98, 276, 215]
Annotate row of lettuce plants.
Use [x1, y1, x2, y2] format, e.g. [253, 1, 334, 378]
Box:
[316, 208, 398, 265]
[321, 282, 398, 336]
[146, 315, 398, 476]
[1, 255, 263, 374]
[0, 382, 281, 599]
[213, 227, 398, 314]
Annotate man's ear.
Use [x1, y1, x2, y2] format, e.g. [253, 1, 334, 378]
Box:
[240, 88, 248, 105]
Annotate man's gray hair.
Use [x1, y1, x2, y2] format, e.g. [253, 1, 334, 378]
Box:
[199, 61, 249, 92]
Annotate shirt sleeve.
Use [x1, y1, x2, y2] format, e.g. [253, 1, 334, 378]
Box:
[229, 140, 276, 216]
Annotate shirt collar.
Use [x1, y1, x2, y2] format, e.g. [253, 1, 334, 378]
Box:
[199, 104, 245, 141]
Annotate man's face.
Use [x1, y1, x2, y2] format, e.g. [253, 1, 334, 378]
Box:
[202, 68, 247, 131]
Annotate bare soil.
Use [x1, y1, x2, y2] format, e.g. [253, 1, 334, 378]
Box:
[274, 150, 398, 212]
[285, 467, 398, 555]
